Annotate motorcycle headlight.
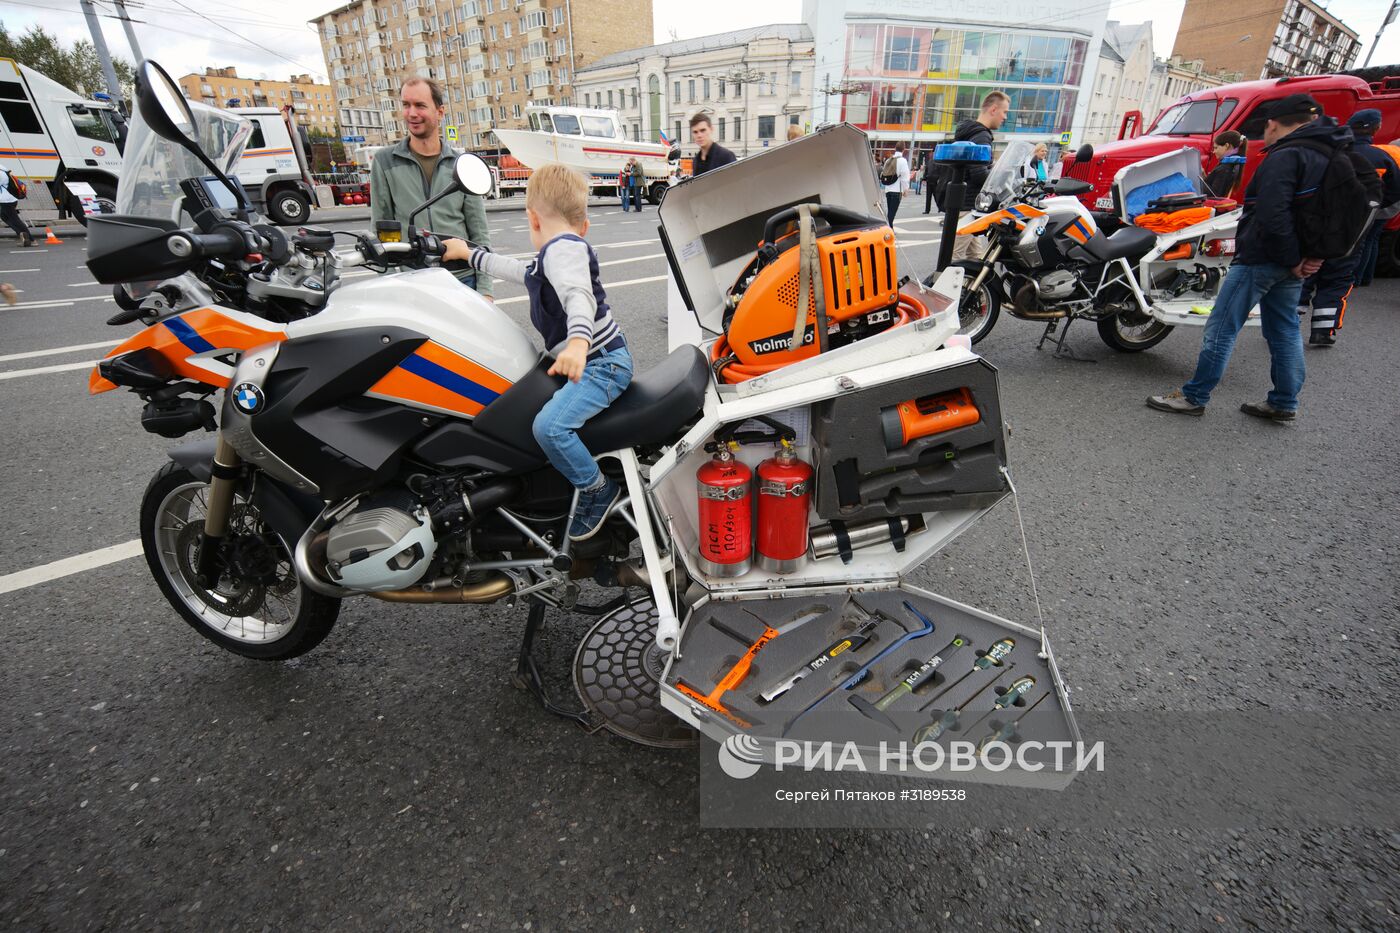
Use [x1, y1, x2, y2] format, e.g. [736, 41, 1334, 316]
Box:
[974, 193, 993, 212]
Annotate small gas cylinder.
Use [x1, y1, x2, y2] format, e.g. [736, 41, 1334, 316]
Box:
[755, 440, 813, 573]
[696, 442, 752, 577]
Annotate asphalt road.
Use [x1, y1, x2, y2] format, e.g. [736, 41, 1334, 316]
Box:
[2, 203, 1398, 930]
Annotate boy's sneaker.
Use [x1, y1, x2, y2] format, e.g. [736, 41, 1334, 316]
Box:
[569, 477, 622, 541]
[1240, 401, 1296, 421]
[1146, 390, 1204, 416]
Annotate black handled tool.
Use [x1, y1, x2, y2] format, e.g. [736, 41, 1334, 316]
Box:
[976, 691, 1051, 751]
[958, 675, 1039, 740]
[911, 664, 1017, 744]
[760, 614, 880, 703]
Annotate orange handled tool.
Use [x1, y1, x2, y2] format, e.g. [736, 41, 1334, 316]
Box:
[676, 605, 828, 729]
[880, 387, 980, 450]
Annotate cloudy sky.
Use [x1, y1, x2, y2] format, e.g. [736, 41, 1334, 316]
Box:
[2, 0, 1396, 83]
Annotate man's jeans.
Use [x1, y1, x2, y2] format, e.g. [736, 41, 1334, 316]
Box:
[885, 191, 901, 225]
[1182, 262, 1305, 412]
[532, 345, 633, 489]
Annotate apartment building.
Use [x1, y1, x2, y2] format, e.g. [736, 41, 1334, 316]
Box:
[311, 0, 653, 149]
[1172, 0, 1360, 80]
[571, 24, 814, 157]
[178, 68, 340, 133]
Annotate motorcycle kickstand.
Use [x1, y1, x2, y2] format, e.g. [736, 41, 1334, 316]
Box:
[511, 599, 604, 733]
[1037, 317, 1096, 363]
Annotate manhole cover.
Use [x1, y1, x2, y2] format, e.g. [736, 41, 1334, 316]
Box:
[573, 597, 697, 748]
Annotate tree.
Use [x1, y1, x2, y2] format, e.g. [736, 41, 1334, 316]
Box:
[0, 23, 134, 98]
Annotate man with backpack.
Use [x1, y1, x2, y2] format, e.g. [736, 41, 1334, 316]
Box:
[1148, 94, 1371, 422]
[0, 162, 35, 248]
[880, 143, 910, 225]
[1294, 109, 1394, 346]
[628, 158, 645, 212]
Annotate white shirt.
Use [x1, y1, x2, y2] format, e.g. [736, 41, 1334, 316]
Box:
[883, 154, 910, 194]
[0, 168, 16, 206]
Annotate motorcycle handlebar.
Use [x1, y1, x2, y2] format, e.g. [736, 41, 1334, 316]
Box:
[167, 224, 259, 261]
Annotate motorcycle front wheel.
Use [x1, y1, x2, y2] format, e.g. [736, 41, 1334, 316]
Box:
[140, 463, 340, 660]
[925, 260, 999, 344]
[1096, 313, 1173, 352]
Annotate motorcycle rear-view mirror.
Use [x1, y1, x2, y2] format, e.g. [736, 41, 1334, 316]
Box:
[453, 153, 494, 196]
[136, 60, 198, 149]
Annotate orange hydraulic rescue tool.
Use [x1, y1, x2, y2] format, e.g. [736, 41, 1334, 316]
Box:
[676, 604, 830, 729]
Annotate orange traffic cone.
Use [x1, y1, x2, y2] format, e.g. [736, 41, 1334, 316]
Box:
[44, 227, 63, 245]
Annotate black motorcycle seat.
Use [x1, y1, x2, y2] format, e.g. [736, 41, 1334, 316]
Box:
[1081, 225, 1156, 262]
[473, 344, 709, 459]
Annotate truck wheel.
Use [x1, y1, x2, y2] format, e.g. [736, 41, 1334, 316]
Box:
[1375, 229, 1400, 278]
[267, 189, 311, 226]
[649, 182, 668, 205]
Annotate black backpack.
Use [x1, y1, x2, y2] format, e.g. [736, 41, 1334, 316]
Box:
[1294, 141, 1382, 259]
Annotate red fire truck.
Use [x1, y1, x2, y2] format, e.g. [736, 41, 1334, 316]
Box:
[1063, 68, 1400, 274]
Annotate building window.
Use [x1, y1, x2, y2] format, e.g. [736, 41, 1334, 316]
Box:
[702, 78, 710, 99]
[718, 116, 725, 140]
[718, 79, 726, 99]
[584, 92, 591, 107]
[510, 76, 518, 91]
[489, 25, 497, 40]
[503, 22, 511, 37]
[553, 6, 565, 25]
[674, 119, 682, 142]
[791, 70, 801, 95]
[733, 117, 741, 140]
[673, 80, 680, 103]
[757, 115, 775, 139]
[607, 90, 614, 107]
[688, 79, 696, 102]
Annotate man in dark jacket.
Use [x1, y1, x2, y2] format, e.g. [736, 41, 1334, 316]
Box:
[1295, 108, 1397, 345]
[1149, 94, 1332, 421]
[690, 113, 736, 176]
[935, 91, 1008, 260]
[1343, 109, 1400, 288]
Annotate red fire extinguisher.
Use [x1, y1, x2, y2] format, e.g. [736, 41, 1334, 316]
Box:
[696, 441, 752, 577]
[756, 439, 813, 574]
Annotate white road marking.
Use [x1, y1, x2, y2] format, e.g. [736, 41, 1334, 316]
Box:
[7, 295, 114, 310]
[67, 281, 111, 287]
[493, 273, 665, 305]
[8, 249, 48, 253]
[0, 359, 98, 379]
[599, 252, 663, 267]
[3, 267, 40, 273]
[0, 539, 143, 597]
[0, 340, 117, 363]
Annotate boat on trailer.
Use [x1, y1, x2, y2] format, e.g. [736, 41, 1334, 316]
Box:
[490, 106, 680, 204]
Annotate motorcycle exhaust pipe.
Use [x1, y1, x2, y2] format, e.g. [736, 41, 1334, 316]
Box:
[369, 572, 514, 604]
[195, 435, 244, 587]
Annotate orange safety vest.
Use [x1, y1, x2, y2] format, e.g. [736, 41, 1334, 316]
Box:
[1373, 143, 1400, 177]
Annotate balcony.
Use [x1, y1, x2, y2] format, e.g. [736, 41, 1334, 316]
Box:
[529, 83, 553, 101]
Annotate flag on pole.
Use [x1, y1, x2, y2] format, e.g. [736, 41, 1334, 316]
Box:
[658, 129, 672, 146]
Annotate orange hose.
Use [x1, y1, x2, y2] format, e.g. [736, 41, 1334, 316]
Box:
[710, 293, 930, 383]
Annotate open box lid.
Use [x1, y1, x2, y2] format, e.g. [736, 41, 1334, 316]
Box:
[1112, 146, 1204, 222]
[657, 123, 886, 336]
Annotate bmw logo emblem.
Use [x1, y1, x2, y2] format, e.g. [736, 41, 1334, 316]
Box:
[233, 382, 264, 414]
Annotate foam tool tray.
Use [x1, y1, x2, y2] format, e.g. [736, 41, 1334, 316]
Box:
[809, 357, 1009, 523]
[662, 587, 1080, 787]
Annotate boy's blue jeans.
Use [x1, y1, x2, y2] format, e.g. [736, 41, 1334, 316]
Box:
[1181, 261, 1305, 412]
[532, 346, 633, 489]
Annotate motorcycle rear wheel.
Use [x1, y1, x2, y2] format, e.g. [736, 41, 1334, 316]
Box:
[140, 463, 340, 660]
[1096, 313, 1173, 352]
[925, 260, 999, 344]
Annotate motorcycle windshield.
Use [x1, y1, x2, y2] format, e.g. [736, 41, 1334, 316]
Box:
[115, 100, 251, 222]
[976, 140, 1036, 211]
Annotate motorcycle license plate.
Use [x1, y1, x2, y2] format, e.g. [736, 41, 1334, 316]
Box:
[1094, 196, 1113, 210]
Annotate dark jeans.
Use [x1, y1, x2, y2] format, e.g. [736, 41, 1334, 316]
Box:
[885, 191, 901, 225]
[1182, 262, 1305, 412]
[0, 202, 29, 240]
[1354, 217, 1388, 287]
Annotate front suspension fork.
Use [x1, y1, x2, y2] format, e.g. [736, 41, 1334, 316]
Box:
[195, 434, 244, 587]
[966, 243, 1003, 296]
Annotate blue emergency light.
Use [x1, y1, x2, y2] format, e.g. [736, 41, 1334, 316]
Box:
[933, 141, 991, 163]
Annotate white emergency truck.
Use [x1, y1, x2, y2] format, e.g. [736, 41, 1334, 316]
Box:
[1, 59, 326, 226]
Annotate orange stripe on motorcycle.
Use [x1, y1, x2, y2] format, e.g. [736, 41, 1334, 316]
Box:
[88, 308, 287, 395]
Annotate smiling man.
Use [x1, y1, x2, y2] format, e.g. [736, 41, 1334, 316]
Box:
[370, 77, 492, 296]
